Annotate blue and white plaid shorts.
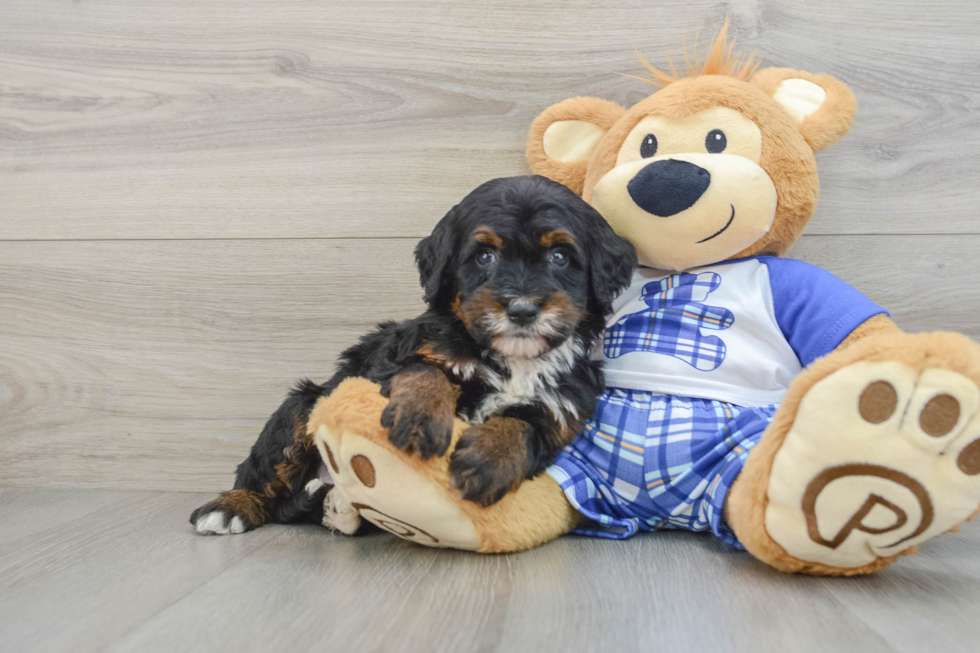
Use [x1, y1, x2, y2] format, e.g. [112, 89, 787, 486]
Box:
[547, 389, 777, 549]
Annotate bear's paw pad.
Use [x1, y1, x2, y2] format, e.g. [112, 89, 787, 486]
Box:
[313, 424, 481, 550]
[766, 361, 980, 568]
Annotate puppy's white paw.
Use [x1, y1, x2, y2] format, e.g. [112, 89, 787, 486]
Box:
[195, 510, 235, 536]
[305, 478, 325, 495]
[190, 492, 260, 536]
[323, 487, 361, 535]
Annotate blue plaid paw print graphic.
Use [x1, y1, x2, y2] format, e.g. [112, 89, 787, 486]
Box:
[604, 272, 734, 370]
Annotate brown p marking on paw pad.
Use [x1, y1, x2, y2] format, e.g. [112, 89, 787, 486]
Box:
[919, 394, 960, 437]
[859, 381, 898, 424]
[802, 463, 933, 550]
[350, 454, 376, 488]
[957, 439, 980, 476]
[351, 503, 439, 544]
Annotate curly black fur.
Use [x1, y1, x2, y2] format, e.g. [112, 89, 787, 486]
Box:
[190, 175, 636, 533]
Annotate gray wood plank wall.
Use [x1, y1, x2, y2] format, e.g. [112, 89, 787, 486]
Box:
[3, 0, 980, 492]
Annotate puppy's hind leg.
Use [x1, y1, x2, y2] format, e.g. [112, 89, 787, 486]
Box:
[190, 380, 327, 535]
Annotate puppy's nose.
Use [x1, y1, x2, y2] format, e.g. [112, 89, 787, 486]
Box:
[506, 301, 539, 326]
[627, 159, 711, 217]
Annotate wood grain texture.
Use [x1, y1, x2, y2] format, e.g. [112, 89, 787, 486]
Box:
[822, 528, 980, 653]
[4, 3, 980, 650]
[0, 490, 284, 653]
[0, 238, 425, 491]
[2, 2, 980, 493]
[2, 488, 978, 653]
[0, 487, 133, 545]
[2, 235, 980, 492]
[2, 0, 980, 239]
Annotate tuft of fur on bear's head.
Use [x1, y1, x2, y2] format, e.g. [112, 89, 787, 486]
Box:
[624, 19, 760, 89]
[526, 21, 857, 271]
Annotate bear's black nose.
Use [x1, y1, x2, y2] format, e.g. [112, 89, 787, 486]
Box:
[627, 159, 711, 217]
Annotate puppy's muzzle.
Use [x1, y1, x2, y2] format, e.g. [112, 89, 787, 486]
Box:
[506, 299, 539, 327]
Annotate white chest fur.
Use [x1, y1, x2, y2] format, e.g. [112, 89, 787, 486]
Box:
[466, 338, 585, 427]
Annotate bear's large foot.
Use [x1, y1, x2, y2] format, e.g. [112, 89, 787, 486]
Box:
[306, 377, 581, 553]
[308, 378, 482, 550]
[731, 332, 980, 575]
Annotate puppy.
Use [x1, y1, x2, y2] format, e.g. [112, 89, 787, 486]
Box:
[190, 175, 636, 535]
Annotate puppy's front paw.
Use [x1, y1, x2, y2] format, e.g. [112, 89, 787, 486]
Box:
[450, 417, 529, 507]
[381, 398, 453, 459]
[381, 368, 458, 459]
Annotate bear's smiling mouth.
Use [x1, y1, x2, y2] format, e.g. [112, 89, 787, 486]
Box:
[695, 205, 736, 244]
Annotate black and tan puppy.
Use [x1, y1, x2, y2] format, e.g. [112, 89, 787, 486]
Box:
[191, 175, 636, 535]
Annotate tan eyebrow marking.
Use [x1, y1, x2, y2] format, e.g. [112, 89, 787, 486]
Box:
[540, 230, 575, 247]
[474, 227, 503, 248]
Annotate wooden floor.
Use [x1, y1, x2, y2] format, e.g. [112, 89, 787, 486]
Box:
[0, 488, 978, 653]
[4, 1, 980, 651]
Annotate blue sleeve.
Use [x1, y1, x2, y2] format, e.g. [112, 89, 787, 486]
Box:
[760, 257, 889, 367]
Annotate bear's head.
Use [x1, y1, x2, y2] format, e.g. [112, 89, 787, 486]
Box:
[526, 23, 857, 271]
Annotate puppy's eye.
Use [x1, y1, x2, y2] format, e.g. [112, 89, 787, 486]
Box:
[706, 129, 727, 153]
[475, 250, 497, 268]
[549, 250, 569, 268]
[640, 134, 658, 158]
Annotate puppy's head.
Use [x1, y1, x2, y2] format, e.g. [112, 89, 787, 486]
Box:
[416, 176, 636, 359]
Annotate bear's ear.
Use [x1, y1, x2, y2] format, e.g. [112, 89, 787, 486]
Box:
[751, 68, 857, 152]
[526, 97, 626, 195]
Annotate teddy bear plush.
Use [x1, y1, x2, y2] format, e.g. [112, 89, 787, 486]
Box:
[308, 23, 980, 575]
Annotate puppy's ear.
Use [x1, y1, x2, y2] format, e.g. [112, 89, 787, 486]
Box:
[586, 209, 637, 308]
[415, 207, 459, 306]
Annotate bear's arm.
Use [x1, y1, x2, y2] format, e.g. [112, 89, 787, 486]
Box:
[760, 256, 890, 366]
[838, 312, 902, 349]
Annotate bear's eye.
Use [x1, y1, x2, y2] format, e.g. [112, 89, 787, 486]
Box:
[706, 129, 727, 153]
[640, 134, 658, 158]
[475, 250, 497, 268]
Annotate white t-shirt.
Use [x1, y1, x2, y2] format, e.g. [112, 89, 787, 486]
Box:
[600, 257, 886, 407]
